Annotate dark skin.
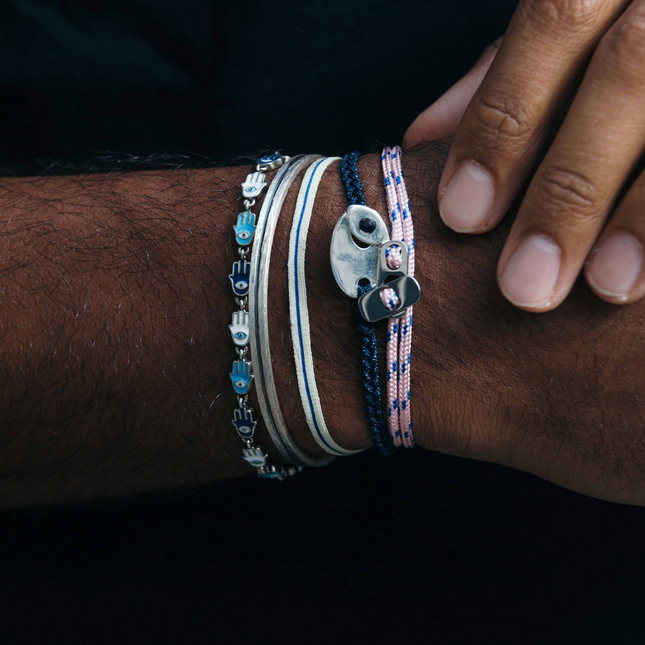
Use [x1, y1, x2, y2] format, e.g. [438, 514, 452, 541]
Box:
[0, 143, 643, 508]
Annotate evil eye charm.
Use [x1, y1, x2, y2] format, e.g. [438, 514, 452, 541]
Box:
[230, 359, 253, 394]
[241, 171, 267, 199]
[242, 444, 267, 468]
[229, 259, 250, 297]
[257, 153, 285, 172]
[234, 211, 256, 246]
[232, 406, 257, 439]
[229, 310, 250, 347]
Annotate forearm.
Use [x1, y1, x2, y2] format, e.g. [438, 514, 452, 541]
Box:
[0, 164, 268, 505]
[1, 144, 645, 508]
[0, 156, 379, 506]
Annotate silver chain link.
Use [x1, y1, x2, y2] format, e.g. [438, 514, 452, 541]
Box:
[227, 153, 297, 481]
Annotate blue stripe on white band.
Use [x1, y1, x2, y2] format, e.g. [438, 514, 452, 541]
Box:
[289, 156, 362, 457]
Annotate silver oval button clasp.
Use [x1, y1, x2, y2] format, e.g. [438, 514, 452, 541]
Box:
[330, 205, 390, 298]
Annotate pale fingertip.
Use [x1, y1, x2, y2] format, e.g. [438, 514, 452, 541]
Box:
[585, 232, 644, 303]
[438, 161, 495, 233]
[498, 234, 561, 310]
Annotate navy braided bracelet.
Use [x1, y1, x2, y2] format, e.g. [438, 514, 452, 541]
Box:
[340, 152, 393, 456]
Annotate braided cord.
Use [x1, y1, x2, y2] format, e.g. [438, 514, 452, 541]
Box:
[341, 151, 393, 456]
[382, 147, 416, 448]
[340, 151, 367, 207]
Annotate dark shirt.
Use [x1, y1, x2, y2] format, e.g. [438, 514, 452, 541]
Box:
[2, 3, 640, 643]
[0, 0, 516, 163]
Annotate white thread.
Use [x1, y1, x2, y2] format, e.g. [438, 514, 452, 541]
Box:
[288, 157, 362, 457]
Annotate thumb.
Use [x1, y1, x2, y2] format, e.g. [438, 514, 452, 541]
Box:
[403, 36, 503, 150]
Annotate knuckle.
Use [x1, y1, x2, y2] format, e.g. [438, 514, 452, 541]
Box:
[536, 165, 601, 217]
[470, 91, 533, 145]
[522, 0, 599, 30]
[598, 10, 645, 85]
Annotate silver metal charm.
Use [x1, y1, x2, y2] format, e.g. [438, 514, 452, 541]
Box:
[242, 443, 268, 468]
[230, 358, 253, 394]
[330, 205, 390, 298]
[242, 171, 267, 199]
[229, 310, 250, 347]
[357, 275, 421, 323]
[258, 465, 287, 480]
[377, 240, 409, 283]
[256, 153, 287, 172]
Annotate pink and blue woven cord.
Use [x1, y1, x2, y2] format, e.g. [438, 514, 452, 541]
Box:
[381, 147, 415, 448]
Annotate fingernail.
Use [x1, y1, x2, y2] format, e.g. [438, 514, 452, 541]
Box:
[439, 161, 495, 232]
[586, 232, 644, 300]
[499, 235, 561, 307]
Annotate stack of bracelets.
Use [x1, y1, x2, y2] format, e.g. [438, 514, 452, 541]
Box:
[228, 147, 421, 480]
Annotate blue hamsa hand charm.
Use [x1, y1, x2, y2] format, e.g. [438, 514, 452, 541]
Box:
[232, 405, 257, 439]
[229, 259, 250, 297]
[233, 211, 256, 246]
[230, 358, 253, 394]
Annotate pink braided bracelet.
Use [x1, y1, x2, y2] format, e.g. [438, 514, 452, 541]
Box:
[380, 146, 416, 448]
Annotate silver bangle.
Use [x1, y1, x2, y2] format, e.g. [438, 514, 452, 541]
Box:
[249, 154, 334, 468]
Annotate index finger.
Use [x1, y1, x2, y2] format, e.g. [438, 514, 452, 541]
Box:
[437, 0, 627, 234]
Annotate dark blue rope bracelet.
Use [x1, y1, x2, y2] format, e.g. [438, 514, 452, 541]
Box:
[340, 152, 394, 456]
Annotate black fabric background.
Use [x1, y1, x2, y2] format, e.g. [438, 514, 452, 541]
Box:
[1, 1, 644, 642]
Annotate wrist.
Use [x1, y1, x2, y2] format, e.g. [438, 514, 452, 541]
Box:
[266, 146, 475, 460]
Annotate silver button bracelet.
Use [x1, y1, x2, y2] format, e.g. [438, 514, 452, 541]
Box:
[228, 153, 303, 480]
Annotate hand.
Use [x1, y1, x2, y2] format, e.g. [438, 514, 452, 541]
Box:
[229, 259, 250, 297]
[230, 359, 253, 395]
[232, 407, 256, 439]
[273, 144, 645, 505]
[405, 1, 645, 312]
[228, 310, 250, 346]
[233, 211, 256, 246]
[241, 171, 267, 199]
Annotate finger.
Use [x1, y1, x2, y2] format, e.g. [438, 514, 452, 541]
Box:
[403, 37, 503, 148]
[438, 0, 628, 234]
[585, 170, 645, 304]
[497, 2, 645, 311]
